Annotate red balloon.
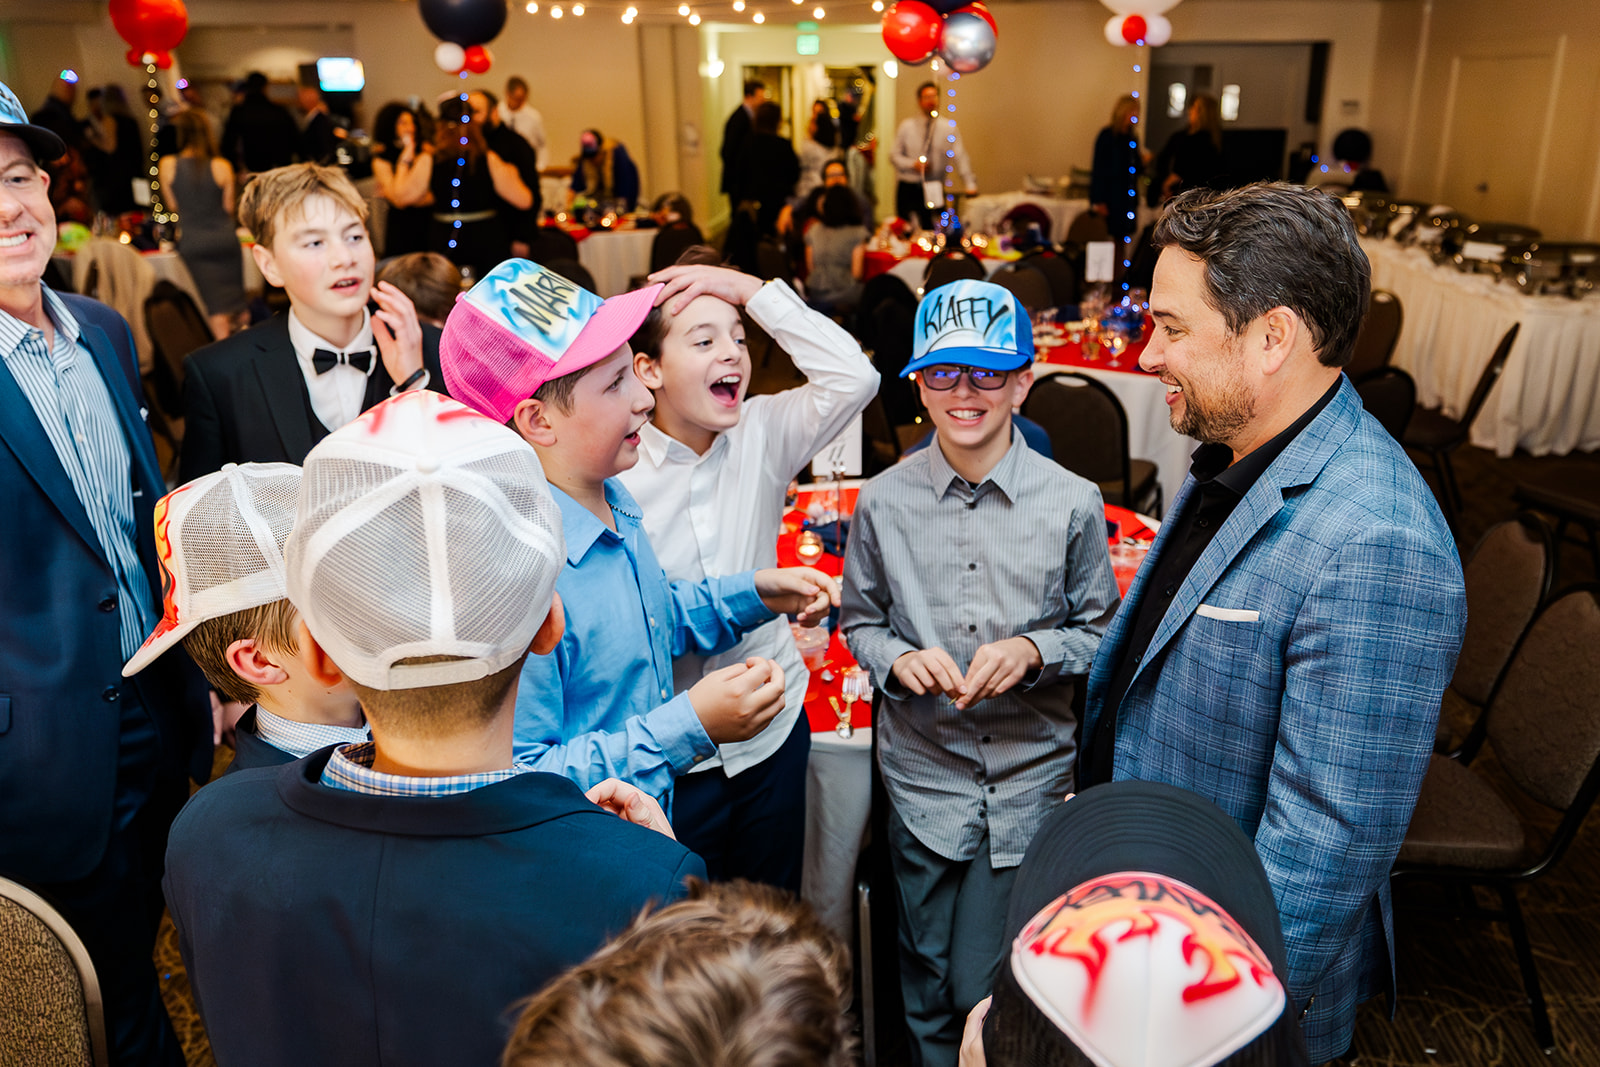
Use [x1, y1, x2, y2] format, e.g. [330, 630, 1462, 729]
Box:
[109, 0, 189, 64]
[1120, 14, 1147, 44]
[952, 1, 996, 38]
[463, 45, 493, 74]
[882, 1, 943, 64]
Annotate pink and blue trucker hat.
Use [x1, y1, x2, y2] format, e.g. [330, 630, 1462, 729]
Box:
[440, 258, 663, 424]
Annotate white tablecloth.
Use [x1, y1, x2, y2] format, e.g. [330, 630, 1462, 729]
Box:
[963, 193, 1090, 244]
[802, 726, 873, 945]
[884, 253, 1008, 294]
[577, 229, 656, 297]
[1361, 239, 1600, 457]
[1033, 361, 1194, 510]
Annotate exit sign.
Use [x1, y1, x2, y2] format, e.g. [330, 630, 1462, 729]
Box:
[797, 21, 819, 55]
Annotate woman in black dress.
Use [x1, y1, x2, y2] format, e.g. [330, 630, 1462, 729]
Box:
[1090, 94, 1147, 240]
[371, 103, 434, 258]
[416, 98, 532, 280]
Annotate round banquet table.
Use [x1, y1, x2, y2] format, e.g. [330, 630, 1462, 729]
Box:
[860, 247, 1011, 292]
[1361, 238, 1600, 457]
[962, 193, 1090, 245]
[576, 227, 656, 297]
[784, 481, 1158, 942]
[1030, 322, 1196, 510]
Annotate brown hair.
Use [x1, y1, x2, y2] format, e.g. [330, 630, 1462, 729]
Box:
[628, 244, 725, 361]
[502, 880, 855, 1067]
[237, 162, 368, 250]
[347, 654, 526, 739]
[377, 252, 461, 325]
[172, 108, 218, 158]
[1110, 93, 1139, 131]
[436, 97, 488, 170]
[181, 599, 300, 705]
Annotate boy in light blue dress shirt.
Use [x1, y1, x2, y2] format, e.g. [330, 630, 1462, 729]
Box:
[440, 260, 838, 803]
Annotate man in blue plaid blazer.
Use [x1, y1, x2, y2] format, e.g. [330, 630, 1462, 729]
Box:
[1078, 183, 1466, 1063]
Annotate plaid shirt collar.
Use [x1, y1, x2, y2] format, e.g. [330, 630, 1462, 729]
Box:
[320, 742, 527, 797]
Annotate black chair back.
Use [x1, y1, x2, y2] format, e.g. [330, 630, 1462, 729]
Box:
[1347, 289, 1403, 379]
[1018, 252, 1079, 308]
[920, 253, 985, 294]
[1457, 322, 1520, 437]
[988, 266, 1052, 317]
[528, 227, 580, 266]
[1354, 366, 1415, 439]
[650, 224, 706, 273]
[1020, 373, 1133, 505]
[1066, 210, 1111, 244]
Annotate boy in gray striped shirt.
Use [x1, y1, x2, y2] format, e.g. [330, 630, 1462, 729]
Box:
[840, 279, 1119, 1067]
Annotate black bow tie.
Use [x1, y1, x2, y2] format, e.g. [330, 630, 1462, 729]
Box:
[311, 348, 374, 375]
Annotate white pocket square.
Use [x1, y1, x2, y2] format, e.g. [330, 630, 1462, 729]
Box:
[1196, 603, 1260, 622]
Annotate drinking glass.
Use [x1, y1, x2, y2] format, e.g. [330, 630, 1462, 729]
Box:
[796, 530, 824, 566]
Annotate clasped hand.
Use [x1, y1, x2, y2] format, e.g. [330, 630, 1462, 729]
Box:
[754, 566, 840, 626]
[890, 636, 1042, 711]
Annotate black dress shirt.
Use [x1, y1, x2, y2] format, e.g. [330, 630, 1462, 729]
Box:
[1080, 378, 1341, 787]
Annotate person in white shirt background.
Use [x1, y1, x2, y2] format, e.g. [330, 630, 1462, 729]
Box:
[497, 75, 549, 171]
[891, 80, 977, 229]
[619, 248, 879, 891]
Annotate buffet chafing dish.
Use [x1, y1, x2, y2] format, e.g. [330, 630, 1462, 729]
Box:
[1503, 241, 1600, 299]
[1449, 221, 1543, 275]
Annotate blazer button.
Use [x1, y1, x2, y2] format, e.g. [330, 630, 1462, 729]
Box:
[99, 595, 117, 612]
[102, 686, 120, 702]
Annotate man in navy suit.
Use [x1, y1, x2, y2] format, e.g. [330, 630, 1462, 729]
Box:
[0, 81, 207, 1066]
[1078, 183, 1466, 1062]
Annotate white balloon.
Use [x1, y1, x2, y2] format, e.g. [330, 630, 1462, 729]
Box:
[1100, 0, 1180, 15]
[1104, 13, 1129, 46]
[1144, 13, 1172, 45]
[434, 41, 466, 73]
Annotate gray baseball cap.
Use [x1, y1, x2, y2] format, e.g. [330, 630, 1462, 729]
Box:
[0, 80, 66, 162]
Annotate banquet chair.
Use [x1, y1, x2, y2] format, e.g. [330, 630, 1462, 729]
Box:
[1000, 202, 1054, 243]
[143, 281, 216, 478]
[1345, 289, 1403, 380]
[541, 258, 597, 294]
[919, 252, 985, 296]
[1353, 366, 1415, 440]
[649, 223, 705, 273]
[527, 226, 580, 266]
[854, 274, 922, 431]
[1402, 322, 1520, 532]
[988, 265, 1052, 317]
[0, 877, 109, 1067]
[1021, 373, 1160, 515]
[1434, 513, 1553, 755]
[1392, 584, 1600, 1055]
[1513, 469, 1600, 585]
[1017, 250, 1079, 308]
[1065, 210, 1111, 245]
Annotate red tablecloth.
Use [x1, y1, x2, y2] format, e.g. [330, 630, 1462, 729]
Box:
[779, 490, 1154, 733]
[1034, 320, 1155, 372]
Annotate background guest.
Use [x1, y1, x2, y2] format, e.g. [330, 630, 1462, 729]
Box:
[376, 251, 461, 329]
[498, 74, 548, 170]
[159, 108, 247, 339]
[799, 99, 840, 198]
[1090, 94, 1146, 241]
[569, 127, 640, 212]
[370, 102, 433, 258]
[469, 89, 541, 257]
[720, 79, 765, 215]
[222, 72, 298, 177]
[1150, 93, 1222, 205]
[425, 97, 531, 278]
[804, 185, 868, 315]
[83, 85, 143, 215]
[296, 83, 340, 166]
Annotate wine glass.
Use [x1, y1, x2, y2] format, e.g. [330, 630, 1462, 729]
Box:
[840, 669, 871, 738]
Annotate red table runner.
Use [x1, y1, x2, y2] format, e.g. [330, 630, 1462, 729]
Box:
[1033, 320, 1156, 373]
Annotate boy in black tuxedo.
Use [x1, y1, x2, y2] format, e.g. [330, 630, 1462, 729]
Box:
[179, 163, 445, 481]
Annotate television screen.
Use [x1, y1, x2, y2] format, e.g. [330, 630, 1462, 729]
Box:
[317, 58, 365, 93]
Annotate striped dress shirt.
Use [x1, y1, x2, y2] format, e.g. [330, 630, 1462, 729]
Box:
[0, 286, 155, 660]
[840, 434, 1120, 867]
[321, 742, 529, 797]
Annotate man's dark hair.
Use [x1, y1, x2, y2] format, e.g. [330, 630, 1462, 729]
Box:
[1331, 128, 1374, 165]
[819, 185, 861, 228]
[753, 101, 782, 136]
[506, 75, 529, 94]
[478, 88, 500, 110]
[244, 71, 269, 94]
[743, 79, 766, 99]
[822, 158, 848, 181]
[1152, 182, 1370, 368]
[916, 81, 937, 96]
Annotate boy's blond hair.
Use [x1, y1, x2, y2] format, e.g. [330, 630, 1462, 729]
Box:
[238, 162, 369, 250]
[181, 599, 301, 706]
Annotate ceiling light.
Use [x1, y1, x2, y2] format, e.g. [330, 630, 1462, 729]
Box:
[812, 5, 824, 14]
[678, 3, 690, 12]
[525, 1, 538, 10]
[689, 11, 701, 23]
[872, 0, 883, 8]
[551, 5, 563, 17]
[572, 3, 584, 13]
[733, 0, 744, 9]
[752, 10, 764, 20]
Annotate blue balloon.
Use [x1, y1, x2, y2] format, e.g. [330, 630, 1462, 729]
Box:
[419, 0, 508, 47]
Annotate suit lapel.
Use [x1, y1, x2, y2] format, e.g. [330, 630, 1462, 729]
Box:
[0, 349, 105, 558]
[1126, 377, 1363, 689]
[248, 317, 319, 462]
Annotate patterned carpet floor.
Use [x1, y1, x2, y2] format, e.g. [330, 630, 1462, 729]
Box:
[155, 439, 1600, 1067]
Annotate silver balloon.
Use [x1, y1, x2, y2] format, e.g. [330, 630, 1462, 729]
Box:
[938, 11, 996, 74]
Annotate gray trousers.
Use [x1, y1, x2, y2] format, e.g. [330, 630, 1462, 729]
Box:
[886, 803, 1019, 1067]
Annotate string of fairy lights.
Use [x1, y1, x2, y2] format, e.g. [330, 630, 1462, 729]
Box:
[1124, 57, 1142, 291]
[142, 62, 174, 226]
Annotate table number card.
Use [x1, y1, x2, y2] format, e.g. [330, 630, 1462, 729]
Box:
[811, 413, 863, 478]
[1086, 241, 1116, 283]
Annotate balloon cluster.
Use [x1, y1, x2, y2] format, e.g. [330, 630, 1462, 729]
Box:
[1100, 0, 1176, 46]
[109, 0, 189, 69]
[421, 0, 509, 76]
[881, 0, 997, 75]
